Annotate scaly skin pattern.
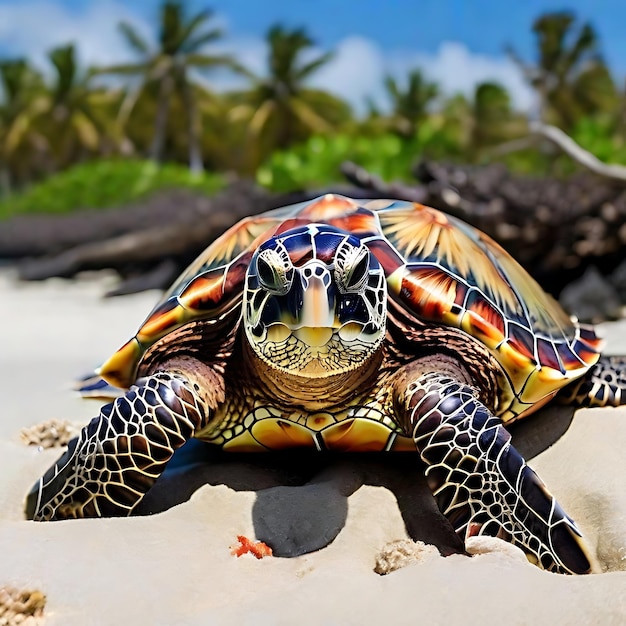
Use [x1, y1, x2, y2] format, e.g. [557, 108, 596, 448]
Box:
[559, 355, 626, 407]
[399, 371, 592, 575]
[26, 373, 211, 521]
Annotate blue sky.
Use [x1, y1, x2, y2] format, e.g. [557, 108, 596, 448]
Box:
[0, 0, 624, 114]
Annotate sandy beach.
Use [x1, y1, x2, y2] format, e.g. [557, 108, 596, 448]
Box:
[1, 268, 625, 625]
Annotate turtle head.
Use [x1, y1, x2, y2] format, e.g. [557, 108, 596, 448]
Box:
[243, 224, 387, 378]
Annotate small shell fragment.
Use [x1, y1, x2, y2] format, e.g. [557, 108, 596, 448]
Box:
[0, 586, 46, 624]
[19, 419, 80, 449]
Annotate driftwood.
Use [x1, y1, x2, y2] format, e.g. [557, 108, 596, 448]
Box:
[344, 160, 626, 320]
[489, 122, 626, 185]
[0, 189, 219, 259]
[339, 162, 428, 203]
[528, 122, 626, 183]
[2, 159, 626, 320]
[13, 181, 274, 293]
[6, 181, 390, 296]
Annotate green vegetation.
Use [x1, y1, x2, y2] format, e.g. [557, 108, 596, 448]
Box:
[258, 118, 467, 192]
[0, 4, 624, 215]
[0, 160, 224, 218]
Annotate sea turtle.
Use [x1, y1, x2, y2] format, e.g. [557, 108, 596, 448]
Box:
[26, 194, 626, 574]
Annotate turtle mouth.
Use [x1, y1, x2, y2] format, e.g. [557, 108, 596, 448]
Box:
[293, 326, 334, 348]
[249, 321, 384, 377]
[266, 322, 369, 348]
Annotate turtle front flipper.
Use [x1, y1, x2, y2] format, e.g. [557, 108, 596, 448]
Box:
[396, 369, 593, 574]
[558, 354, 626, 408]
[26, 361, 218, 521]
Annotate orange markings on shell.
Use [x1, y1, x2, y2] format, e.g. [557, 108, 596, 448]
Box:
[498, 340, 535, 373]
[466, 297, 507, 343]
[573, 341, 600, 365]
[274, 217, 313, 236]
[366, 238, 406, 275]
[578, 325, 603, 350]
[93, 195, 604, 420]
[138, 299, 182, 341]
[98, 337, 143, 389]
[536, 338, 564, 373]
[300, 194, 357, 220]
[464, 310, 504, 345]
[179, 271, 225, 311]
[416, 203, 451, 226]
[399, 267, 458, 320]
[557, 342, 588, 370]
[507, 325, 536, 362]
[327, 209, 380, 237]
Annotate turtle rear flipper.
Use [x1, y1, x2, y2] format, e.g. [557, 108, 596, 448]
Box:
[399, 370, 593, 574]
[74, 373, 126, 400]
[558, 355, 626, 407]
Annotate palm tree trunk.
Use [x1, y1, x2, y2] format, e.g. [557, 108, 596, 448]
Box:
[276, 102, 294, 150]
[181, 73, 204, 174]
[0, 164, 11, 197]
[150, 75, 174, 162]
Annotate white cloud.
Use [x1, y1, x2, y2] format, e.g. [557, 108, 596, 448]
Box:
[308, 36, 386, 111]
[0, 0, 151, 70]
[0, 1, 535, 114]
[401, 41, 535, 112]
[308, 38, 535, 115]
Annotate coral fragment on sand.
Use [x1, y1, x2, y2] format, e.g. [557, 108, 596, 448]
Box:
[374, 539, 440, 575]
[20, 419, 80, 449]
[230, 535, 273, 559]
[0, 587, 46, 625]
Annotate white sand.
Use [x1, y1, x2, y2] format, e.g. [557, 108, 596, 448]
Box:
[1, 269, 625, 625]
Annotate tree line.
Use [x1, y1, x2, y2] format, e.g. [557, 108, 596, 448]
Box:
[0, 2, 624, 196]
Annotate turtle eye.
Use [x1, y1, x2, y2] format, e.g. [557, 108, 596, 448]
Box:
[336, 244, 370, 293]
[256, 248, 292, 295]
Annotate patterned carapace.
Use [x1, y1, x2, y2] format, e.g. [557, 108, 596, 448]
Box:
[99, 194, 600, 423]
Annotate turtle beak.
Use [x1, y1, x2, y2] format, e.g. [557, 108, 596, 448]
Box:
[292, 264, 336, 346]
[300, 274, 334, 328]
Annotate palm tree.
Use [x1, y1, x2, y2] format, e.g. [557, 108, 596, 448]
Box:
[40, 45, 118, 169]
[470, 82, 515, 154]
[0, 48, 112, 186]
[0, 58, 46, 191]
[97, 1, 241, 172]
[508, 11, 617, 130]
[231, 24, 350, 170]
[384, 69, 439, 139]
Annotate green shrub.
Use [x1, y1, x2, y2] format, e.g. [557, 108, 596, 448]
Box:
[257, 124, 464, 193]
[571, 116, 626, 164]
[0, 160, 225, 219]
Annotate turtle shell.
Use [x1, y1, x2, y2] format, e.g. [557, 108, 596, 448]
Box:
[98, 194, 601, 421]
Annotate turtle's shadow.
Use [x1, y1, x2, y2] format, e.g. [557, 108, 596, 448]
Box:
[134, 405, 575, 557]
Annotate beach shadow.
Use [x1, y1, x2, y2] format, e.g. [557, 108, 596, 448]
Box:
[508, 404, 575, 459]
[133, 403, 575, 558]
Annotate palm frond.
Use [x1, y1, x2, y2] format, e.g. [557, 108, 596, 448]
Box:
[248, 100, 275, 136]
[295, 52, 334, 81]
[290, 97, 333, 133]
[118, 21, 151, 56]
[92, 62, 150, 77]
[181, 29, 224, 54]
[71, 109, 100, 150]
[185, 52, 240, 71]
